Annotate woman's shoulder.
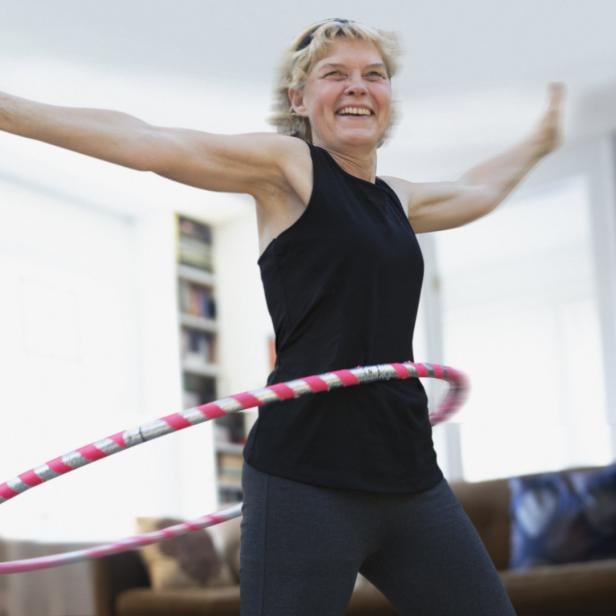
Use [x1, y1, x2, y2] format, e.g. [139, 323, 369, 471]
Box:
[252, 135, 313, 224]
[263, 135, 313, 202]
[258, 133, 310, 159]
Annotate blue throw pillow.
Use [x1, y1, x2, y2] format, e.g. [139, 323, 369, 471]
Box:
[509, 463, 616, 569]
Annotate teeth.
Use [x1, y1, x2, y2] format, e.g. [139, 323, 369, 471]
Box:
[337, 106, 372, 116]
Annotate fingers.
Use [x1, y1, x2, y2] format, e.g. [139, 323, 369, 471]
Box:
[548, 82, 566, 107]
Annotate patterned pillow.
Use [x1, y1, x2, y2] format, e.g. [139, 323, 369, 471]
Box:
[509, 464, 616, 569]
[136, 517, 236, 589]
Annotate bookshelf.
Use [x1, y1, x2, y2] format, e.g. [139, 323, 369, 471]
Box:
[175, 214, 245, 505]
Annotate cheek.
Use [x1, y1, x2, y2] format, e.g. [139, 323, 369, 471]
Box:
[310, 82, 344, 106]
[374, 85, 392, 107]
[376, 94, 393, 122]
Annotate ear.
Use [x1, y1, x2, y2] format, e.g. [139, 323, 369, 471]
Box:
[288, 87, 308, 117]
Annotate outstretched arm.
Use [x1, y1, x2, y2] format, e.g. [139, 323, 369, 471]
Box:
[387, 82, 566, 234]
[0, 91, 159, 171]
[0, 90, 287, 196]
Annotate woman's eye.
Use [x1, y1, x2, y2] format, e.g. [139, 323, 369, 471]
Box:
[323, 70, 386, 79]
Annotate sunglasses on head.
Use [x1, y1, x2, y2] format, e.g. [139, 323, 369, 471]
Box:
[295, 18, 354, 51]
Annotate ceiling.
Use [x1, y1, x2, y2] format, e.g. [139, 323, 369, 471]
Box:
[3, 0, 615, 95]
[1, 0, 615, 220]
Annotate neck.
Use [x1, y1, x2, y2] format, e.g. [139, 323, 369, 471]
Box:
[313, 139, 378, 183]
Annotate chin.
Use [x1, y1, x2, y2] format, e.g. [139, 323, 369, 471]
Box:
[338, 131, 382, 148]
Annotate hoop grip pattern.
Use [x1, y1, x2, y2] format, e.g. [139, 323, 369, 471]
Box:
[0, 361, 468, 573]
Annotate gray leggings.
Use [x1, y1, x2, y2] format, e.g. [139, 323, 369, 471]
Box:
[239, 461, 516, 616]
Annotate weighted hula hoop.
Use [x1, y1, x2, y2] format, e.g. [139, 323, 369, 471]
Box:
[0, 360, 468, 574]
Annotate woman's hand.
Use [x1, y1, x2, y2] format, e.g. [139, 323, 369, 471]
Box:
[527, 82, 566, 158]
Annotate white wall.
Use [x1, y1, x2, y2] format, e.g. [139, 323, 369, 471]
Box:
[214, 202, 274, 438]
[0, 178, 150, 543]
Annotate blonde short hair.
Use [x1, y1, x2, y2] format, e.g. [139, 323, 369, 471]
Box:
[268, 18, 403, 148]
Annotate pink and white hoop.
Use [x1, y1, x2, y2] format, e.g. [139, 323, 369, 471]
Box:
[0, 360, 469, 574]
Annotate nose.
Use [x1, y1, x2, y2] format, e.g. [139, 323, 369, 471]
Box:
[343, 72, 369, 95]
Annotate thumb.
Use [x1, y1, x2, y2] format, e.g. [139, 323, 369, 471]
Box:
[548, 82, 566, 106]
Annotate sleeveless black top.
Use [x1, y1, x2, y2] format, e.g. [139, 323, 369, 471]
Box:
[243, 139, 443, 493]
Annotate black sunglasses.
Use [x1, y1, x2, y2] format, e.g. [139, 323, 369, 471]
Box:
[295, 18, 354, 51]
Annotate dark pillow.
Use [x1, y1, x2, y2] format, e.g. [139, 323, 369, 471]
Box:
[509, 463, 616, 569]
[136, 517, 235, 589]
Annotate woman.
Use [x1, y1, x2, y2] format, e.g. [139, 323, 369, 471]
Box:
[0, 17, 563, 615]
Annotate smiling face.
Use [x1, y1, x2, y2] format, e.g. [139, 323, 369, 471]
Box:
[288, 37, 393, 152]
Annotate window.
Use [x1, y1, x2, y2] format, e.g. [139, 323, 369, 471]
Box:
[434, 176, 610, 481]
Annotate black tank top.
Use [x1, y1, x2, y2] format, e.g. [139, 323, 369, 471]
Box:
[243, 139, 443, 493]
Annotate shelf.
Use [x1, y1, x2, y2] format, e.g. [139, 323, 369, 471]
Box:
[216, 441, 244, 455]
[177, 263, 216, 287]
[180, 312, 218, 332]
[182, 358, 219, 378]
[176, 215, 248, 509]
[218, 481, 242, 491]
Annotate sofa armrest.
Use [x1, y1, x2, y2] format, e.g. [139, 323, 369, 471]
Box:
[449, 478, 512, 570]
[501, 559, 616, 613]
[90, 550, 151, 616]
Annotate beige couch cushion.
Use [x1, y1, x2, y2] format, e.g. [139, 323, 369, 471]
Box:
[117, 586, 241, 616]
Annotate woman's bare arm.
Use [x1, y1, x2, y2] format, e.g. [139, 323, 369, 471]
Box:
[386, 82, 566, 234]
[0, 91, 288, 196]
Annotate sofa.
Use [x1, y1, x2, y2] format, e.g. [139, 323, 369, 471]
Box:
[91, 466, 616, 615]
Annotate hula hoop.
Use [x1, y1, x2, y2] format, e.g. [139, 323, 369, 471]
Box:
[0, 360, 468, 574]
